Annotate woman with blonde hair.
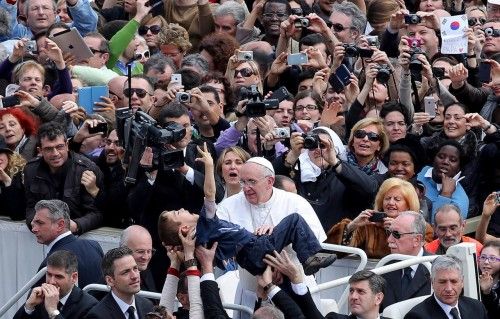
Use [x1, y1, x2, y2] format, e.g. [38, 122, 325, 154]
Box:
[0, 136, 27, 220]
[326, 177, 434, 258]
[139, 15, 168, 54]
[216, 146, 251, 198]
[158, 23, 192, 69]
[225, 51, 263, 93]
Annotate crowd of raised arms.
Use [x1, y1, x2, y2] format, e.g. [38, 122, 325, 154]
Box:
[0, 0, 499, 318]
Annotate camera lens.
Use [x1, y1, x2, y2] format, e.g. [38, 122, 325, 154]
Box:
[301, 19, 309, 27]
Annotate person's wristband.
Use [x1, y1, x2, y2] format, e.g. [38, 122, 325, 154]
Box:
[483, 123, 492, 132]
[185, 269, 201, 277]
[331, 160, 341, 170]
[184, 258, 198, 268]
[167, 267, 180, 277]
[263, 282, 275, 292]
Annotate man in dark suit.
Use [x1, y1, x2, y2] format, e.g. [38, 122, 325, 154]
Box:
[32, 199, 104, 288]
[381, 211, 432, 311]
[119, 225, 157, 292]
[404, 255, 488, 319]
[85, 246, 154, 319]
[14, 250, 98, 319]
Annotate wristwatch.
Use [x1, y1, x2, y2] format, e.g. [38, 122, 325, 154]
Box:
[184, 258, 198, 268]
[49, 309, 60, 319]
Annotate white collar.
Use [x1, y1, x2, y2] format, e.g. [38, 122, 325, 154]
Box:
[424, 167, 463, 191]
[59, 286, 73, 306]
[355, 315, 380, 319]
[111, 291, 137, 317]
[434, 294, 460, 319]
[45, 231, 72, 256]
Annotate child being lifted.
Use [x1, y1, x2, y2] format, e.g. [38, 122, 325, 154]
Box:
[158, 144, 336, 276]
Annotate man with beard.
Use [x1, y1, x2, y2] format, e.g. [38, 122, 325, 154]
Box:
[425, 204, 483, 255]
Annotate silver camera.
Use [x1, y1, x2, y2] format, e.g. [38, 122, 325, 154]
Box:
[237, 51, 253, 61]
[274, 127, 290, 139]
[26, 40, 37, 54]
[294, 17, 309, 28]
[175, 92, 191, 103]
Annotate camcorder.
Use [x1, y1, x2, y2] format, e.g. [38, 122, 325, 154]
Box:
[116, 109, 186, 184]
[240, 85, 279, 117]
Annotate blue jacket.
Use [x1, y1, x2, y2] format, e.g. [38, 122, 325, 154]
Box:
[417, 166, 469, 222]
[1, 0, 97, 40]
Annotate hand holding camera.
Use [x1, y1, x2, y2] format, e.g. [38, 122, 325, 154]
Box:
[389, 9, 409, 31]
[9, 38, 31, 63]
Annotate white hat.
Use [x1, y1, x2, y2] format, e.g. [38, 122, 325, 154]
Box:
[246, 157, 275, 175]
[488, 0, 500, 5]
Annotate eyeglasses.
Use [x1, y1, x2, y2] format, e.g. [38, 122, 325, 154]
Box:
[295, 105, 318, 112]
[135, 50, 150, 60]
[468, 17, 486, 27]
[239, 176, 268, 187]
[353, 130, 381, 142]
[332, 23, 354, 33]
[41, 144, 67, 153]
[482, 27, 500, 37]
[123, 88, 150, 98]
[479, 255, 500, 263]
[138, 25, 162, 36]
[89, 48, 107, 55]
[262, 12, 288, 19]
[234, 68, 254, 78]
[133, 248, 157, 256]
[386, 229, 417, 239]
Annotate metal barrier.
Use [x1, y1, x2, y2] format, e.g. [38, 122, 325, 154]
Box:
[375, 254, 433, 274]
[0, 267, 47, 318]
[83, 284, 255, 317]
[311, 243, 368, 314]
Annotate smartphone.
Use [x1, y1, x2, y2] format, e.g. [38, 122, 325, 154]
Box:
[328, 64, 351, 93]
[171, 74, 182, 85]
[0, 95, 20, 108]
[369, 212, 386, 222]
[269, 86, 290, 103]
[88, 122, 108, 134]
[432, 67, 445, 79]
[273, 127, 290, 139]
[237, 51, 253, 61]
[77, 86, 109, 114]
[478, 61, 492, 83]
[287, 53, 308, 65]
[424, 96, 437, 117]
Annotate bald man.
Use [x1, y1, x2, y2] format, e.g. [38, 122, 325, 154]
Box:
[120, 225, 157, 292]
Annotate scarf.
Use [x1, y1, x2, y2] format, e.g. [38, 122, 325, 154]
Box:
[346, 151, 380, 175]
[299, 152, 323, 182]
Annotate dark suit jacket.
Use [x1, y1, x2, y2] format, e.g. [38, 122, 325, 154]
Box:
[37, 234, 104, 289]
[14, 285, 98, 319]
[381, 252, 432, 311]
[200, 280, 230, 319]
[85, 292, 154, 319]
[140, 269, 157, 293]
[404, 294, 488, 319]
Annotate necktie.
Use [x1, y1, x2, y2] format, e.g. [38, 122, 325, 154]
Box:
[401, 267, 412, 296]
[127, 306, 136, 319]
[57, 302, 63, 311]
[450, 307, 461, 319]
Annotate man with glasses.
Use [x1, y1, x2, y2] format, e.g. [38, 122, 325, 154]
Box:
[381, 211, 432, 311]
[120, 225, 158, 292]
[329, 2, 366, 44]
[23, 122, 104, 235]
[425, 204, 483, 255]
[122, 75, 156, 113]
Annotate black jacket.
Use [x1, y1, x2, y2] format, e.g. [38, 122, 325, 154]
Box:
[200, 280, 231, 319]
[14, 285, 98, 319]
[23, 151, 104, 234]
[0, 172, 25, 220]
[85, 292, 154, 319]
[404, 294, 488, 319]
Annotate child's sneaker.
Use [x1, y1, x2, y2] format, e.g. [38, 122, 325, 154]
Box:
[303, 253, 337, 276]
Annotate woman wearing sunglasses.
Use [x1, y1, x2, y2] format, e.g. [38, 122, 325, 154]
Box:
[478, 241, 500, 319]
[139, 16, 167, 55]
[346, 117, 389, 175]
[225, 53, 262, 92]
[326, 177, 434, 258]
[274, 127, 379, 231]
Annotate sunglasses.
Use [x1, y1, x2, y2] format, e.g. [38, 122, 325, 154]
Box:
[468, 17, 486, 27]
[234, 68, 254, 78]
[89, 48, 107, 55]
[332, 23, 353, 33]
[138, 25, 162, 36]
[353, 130, 380, 142]
[385, 229, 417, 239]
[483, 27, 500, 37]
[135, 50, 150, 60]
[123, 88, 149, 98]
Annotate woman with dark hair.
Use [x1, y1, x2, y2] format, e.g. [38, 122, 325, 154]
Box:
[202, 71, 234, 118]
[0, 136, 26, 220]
[479, 241, 500, 319]
[379, 101, 411, 143]
[0, 108, 38, 160]
[417, 140, 469, 222]
[199, 32, 239, 74]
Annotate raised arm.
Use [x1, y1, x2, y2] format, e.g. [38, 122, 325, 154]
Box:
[475, 192, 500, 244]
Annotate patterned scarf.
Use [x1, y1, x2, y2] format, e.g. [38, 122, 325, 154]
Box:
[346, 151, 380, 175]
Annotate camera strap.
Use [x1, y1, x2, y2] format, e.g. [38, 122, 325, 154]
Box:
[256, 127, 262, 156]
[410, 76, 422, 112]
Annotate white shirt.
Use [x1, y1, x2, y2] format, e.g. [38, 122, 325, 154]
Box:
[111, 291, 137, 319]
[434, 294, 462, 319]
[45, 231, 72, 257]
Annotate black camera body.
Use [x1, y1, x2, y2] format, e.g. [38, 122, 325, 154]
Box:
[294, 17, 310, 28]
[409, 47, 424, 72]
[375, 65, 393, 84]
[343, 44, 359, 57]
[404, 14, 421, 25]
[240, 85, 279, 117]
[302, 132, 320, 149]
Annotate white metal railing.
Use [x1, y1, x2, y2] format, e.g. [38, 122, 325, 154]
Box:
[0, 267, 47, 318]
[83, 284, 255, 316]
[311, 243, 368, 313]
[375, 254, 433, 274]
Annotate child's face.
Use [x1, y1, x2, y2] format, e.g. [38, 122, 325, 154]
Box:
[166, 209, 198, 225]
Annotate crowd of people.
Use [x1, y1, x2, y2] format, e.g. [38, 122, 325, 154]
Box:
[0, 0, 500, 317]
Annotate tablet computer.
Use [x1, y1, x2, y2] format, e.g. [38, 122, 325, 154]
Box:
[77, 86, 109, 114]
[50, 27, 94, 61]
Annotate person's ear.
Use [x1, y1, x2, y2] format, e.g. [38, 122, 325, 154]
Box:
[105, 275, 114, 287]
[102, 53, 110, 63]
[375, 292, 384, 305]
[42, 85, 51, 97]
[71, 272, 78, 285]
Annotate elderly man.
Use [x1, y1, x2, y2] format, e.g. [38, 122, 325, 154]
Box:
[404, 255, 488, 319]
[381, 211, 432, 311]
[487, 0, 500, 19]
[85, 247, 154, 318]
[329, 2, 366, 44]
[31, 199, 104, 289]
[217, 156, 326, 318]
[213, 0, 246, 38]
[1, 0, 97, 39]
[425, 204, 483, 255]
[14, 250, 98, 319]
[120, 225, 157, 292]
